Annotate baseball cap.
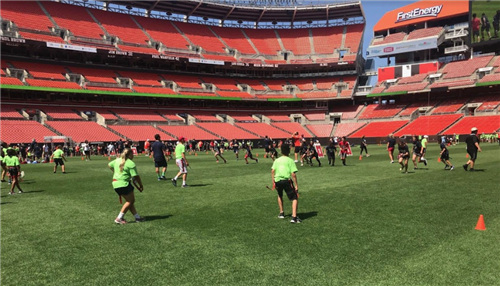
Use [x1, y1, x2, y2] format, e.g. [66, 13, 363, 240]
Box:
[178, 136, 186, 141]
[471, 127, 478, 132]
[424, 135, 428, 138]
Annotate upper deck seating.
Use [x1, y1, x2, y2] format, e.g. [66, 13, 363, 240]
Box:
[330, 105, 363, 119]
[358, 104, 406, 119]
[470, 95, 500, 111]
[441, 56, 493, 79]
[174, 22, 226, 53]
[210, 27, 256, 55]
[1, 1, 53, 32]
[344, 24, 363, 54]
[243, 28, 282, 55]
[311, 26, 343, 54]
[431, 99, 467, 114]
[407, 27, 443, 40]
[277, 28, 311, 55]
[372, 32, 406, 46]
[119, 71, 162, 86]
[134, 17, 190, 50]
[306, 124, 333, 137]
[89, 9, 149, 45]
[10, 61, 67, 80]
[38, 106, 83, 120]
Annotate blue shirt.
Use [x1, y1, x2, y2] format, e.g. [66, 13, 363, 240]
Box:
[151, 141, 166, 161]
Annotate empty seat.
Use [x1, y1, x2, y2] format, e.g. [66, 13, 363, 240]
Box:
[350, 121, 409, 138]
[443, 115, 500, 134]
[333, 122, 366, 137]
[394, 114, 463, 136]
[196, 122, 259, 140]
[271, 122, 312, 137]
[1, 120, 59, 143]
[306, 124, 333, 137]
[109, 125, 174, 141]
[46, 121, 121, 142]
[158, 125, 218, 141]
[237, 123, 290, 138]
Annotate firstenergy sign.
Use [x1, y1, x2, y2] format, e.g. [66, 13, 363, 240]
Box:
[396, 5, 443, 23]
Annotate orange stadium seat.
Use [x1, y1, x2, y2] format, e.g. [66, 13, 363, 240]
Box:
[158, 125, 218, 141]
[133, 86, 176, 95]
[26, 79, 82, 90]
[243, 28, 282, 55]
[372, 32, 406, 46]
[236, 123, 291, 138]
[271, 122, 312, 137]
[18, 31, 65, 43]
[196, 122, 259, 139]
[333, 122, 367, 137]
[108, 125, 174, 141]
[277, 28, 311, 55]
[399, 101, 438, 116]
[311, 26, 343, 54]
[0, 77, 24, 86]
[394, 114, 463, 136]
[406, 27, 443, 40]
[46, 121, 122, 142]
[265, 115, 291, 122]
[210, 27, 256, 55]
[330, 105, 363, 120]
[216, 91, 254, 99]
[350, 121, 409, 138]
[470, 95, 500, 111]
[134, 17, 191, 50]
[306, 124, 333, 137]
[110, 109, 167, 121]
[10, 61, 67, 80]
[89, 9, 149, 45]
[304, 113, 326, 121]
[38, 106, 83, 120]
[41, 1, 104, 40]
[69, 67, 118, 83]
[443, 115, 500, 134]
[441, 56, 493, 79]
[86, 86, 132, 92]
[431, 99, 467, 114]
[1, 1, 53, 32]
[344, 24, 363, 54]
[1, 120, 60, 143]
[119, 72, 162, 86]
[1, 105, 24, 119]
[358, 104, 406, 119]
[174, 22, 226, 53]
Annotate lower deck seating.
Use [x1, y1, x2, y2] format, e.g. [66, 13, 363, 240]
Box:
[236, 123, 290, 138]
[46, 121, 121, 142]
[306, 124, 333, 137]
[271, 122, 312, 137]
[39, 106, 83, 120]
[394, 114, 463, 136]
[350, 120, 409, 138]
[86, 86, 132, 92]
[0, 77, 24, 85]
[133, 86, 176, 95]
[1, 120, 59, 143]
[443, 115, 500, 134]
[469, 95, 500, 111]
[333, 122, 366, 137]
[109, 125, 174, 141]
[399, 101, 438, 116]
[265, 114, 290, 122]
[196, 122, 259, 140]
[330, 105, 363, 119]
[358, 104, 406, 119]
[304, 113, 326, 121]
[158, 125, 218, 141]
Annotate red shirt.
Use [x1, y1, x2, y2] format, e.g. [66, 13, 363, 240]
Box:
[472, 18, 480, 31]
[339, 141, 350, 153]
[292, 135, 301, 147]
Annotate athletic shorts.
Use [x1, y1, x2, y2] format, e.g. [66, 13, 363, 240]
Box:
[294, 146, 301, 153]
[340, 152, 347, 159]
[413, 152, 422, 157]
[85, 150, 90, 156]
[398, 154, 409, 159]
[422, 148, 427, 154]
[275, 179, 298, 201]
[154, 158, 167, 168]
[8, 167, 18, 178]
[114, 183, 134, 196]
[481, 24, 490, 32]
[176, 158, 188, 174]
[440, 152, 449, 160]
[473, 30, 479, 36]
[264, 146, 270, 153]
[467, 150, 477, 161]
[54, 158, 64, 166]
[388, 147, 394, 152]
[233, 147, 239, 153]
[244, 153, 253, 159]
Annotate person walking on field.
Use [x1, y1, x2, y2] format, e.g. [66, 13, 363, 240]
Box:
[151, 134, 168, 181]
[4, 149, 23, 195]
[387, 134, 396, 163]
[360, 135, 370, 157]
[271, 144, 301, 223]
[463, 127, 482, 172]
[51, 145, 67, 174]
[397, 139, 410, 173]
[144, 139, 151, 156]
[109, 148, 145, 224]
[172, 137, 189, 188]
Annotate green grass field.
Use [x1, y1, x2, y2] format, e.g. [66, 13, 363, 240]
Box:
[2, 143, 500, 286]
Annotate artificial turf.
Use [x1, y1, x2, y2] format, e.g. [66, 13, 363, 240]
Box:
[1, 143, 500, 286]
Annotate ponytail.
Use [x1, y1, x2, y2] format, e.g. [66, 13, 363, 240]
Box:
[119, 148, 133, 173]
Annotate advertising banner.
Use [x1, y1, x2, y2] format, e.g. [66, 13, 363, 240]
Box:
[366, 37, 438, 58]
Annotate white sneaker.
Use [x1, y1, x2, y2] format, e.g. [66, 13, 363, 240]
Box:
[294, 160, 298, 163]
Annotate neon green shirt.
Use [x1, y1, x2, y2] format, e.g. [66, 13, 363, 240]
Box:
[3, 155, 20, 167]
[421, 138, 428, 148]
[108, 158, 138, 189]
[175, 143, 185, 160]
[53, 149, 64, 159]
[272, 155, 298, 182]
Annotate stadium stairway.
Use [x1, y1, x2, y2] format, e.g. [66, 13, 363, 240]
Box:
[103, 124, 132, 141]
[36, 1, 59, 29]
[155, 126, 178, 140]
[85, 8, 111, 39]
[273, 30, 287, 55]
[193, 123, 223, 139]
[240, 30, 261, 55]
[234, 124, 262, 138]
[308, 29, 316, 55]
[303, 125, 316, 138]
[130, 16, 155, 44]
[207, 26, 230, 51]
[42, 122, 64, 136]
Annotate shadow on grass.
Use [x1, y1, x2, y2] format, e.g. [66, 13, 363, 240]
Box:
[144, 214, 172, 221]
[297, 211, 318, 220]
[188, 184, 212, 187]
[23, 190, 45, 194]
[471, 169, 485, 172]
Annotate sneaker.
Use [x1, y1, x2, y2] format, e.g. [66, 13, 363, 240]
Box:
[158, 178, 162, 181]
[114, 218, 127, 225]
[278, 212, 285, 219]
[469, 168, 475, 172]
[290, 216, 302, 224]
[216, 160, 219, 163]
[450, 166, 454, 171]
[318, 163, 322, 167]
[423, 159, 428, 166]
[160, 176, 166, 180]
[256, 159, 259, 163]
[463, 164, 468, 171]
[224, 159, 227, 163]
[18, 190, 23, 194]
[171, 178, 177, 187]
[391, 160, 394, 164]
[182, 184, 189, 188]
[444, 166, 449, 170]
[135, 217, 146, 223]
[301, 163, 304, 166]
[294, 160, 298, 163]
[9, 191, 14, 195]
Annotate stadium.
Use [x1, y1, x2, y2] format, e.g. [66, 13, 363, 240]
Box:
[1, 0, 499, 285]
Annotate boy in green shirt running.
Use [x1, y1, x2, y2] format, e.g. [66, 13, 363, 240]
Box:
[172, 137, 189, 188]
[271, 144, 301, 223]
[50, 146, 67, 174]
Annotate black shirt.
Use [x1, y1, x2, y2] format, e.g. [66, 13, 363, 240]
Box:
[388, 138, 396, 148]
[326, 145, 335, 154]
[398, 144, 409, 155]
[263, 138, 271, 147]
[466, 134, 479, 152]
[413, 140, 422, 152]
[151, 141, 166, 161]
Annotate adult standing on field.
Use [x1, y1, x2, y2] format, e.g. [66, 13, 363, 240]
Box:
[109, 148, 145, 224]
[172, 137, 189, 188]
[50, 145, 67, 174]
[271, 144, 301, 223]
[82, 140, 91, 161]
[360, 135, 370, 157]
[463, 127, 482, 172]
[151, 134, 168, 181]
[387, 134, 396, 163]
[291, 132, 301, 163]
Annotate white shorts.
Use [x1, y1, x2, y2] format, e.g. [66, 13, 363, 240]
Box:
[176, 159, 187, 174]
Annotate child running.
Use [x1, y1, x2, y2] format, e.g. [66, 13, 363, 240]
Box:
[172, 137, 189, 188]
[50, 145, 67, 174]
[4, 149, 23, 194]
[397, 139, 410, 173]
[230, 139, 239, 161]
[244, 142, 258, 164]
[214, 141, 227, 163]
[326, 141, 336, 166]
[109, 148, 145, 224]
[271, 144, 301, 223]
[439, 136, 454, 170]
[339, 136, 350, 166]
[307, 141, 321, 167]
[411, 135, 426, 169]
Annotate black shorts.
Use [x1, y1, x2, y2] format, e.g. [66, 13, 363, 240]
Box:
[440, 152, 450, 160]
[84, 150, 90, 155]
[294, 146, 301, 153]
[481, 25, 490, 32]
[275, 179, 298, 201]
[467, 150, 477, 161]
[473, 30, 479, 36]
[264, 146, 270, 153]
[233, 147, 239, 153]
[8, 167, 18, 178]
[54, 158, 64, 166]
[115, 183, 134, 196]
[154, 158, 167, 168]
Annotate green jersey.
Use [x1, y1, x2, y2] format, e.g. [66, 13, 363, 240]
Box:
[421, 138, 428, 148]
[53, 149, 64, 159]
[175, 143, 185, 160]
[3, 155, 20, 167]
[272, 155, 298, 182]
[108, 158, 138, 189]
